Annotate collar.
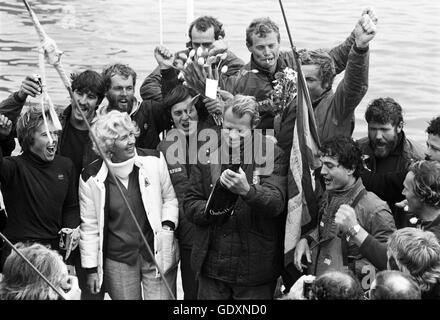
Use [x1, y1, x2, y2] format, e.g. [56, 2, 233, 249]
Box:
[22, 150, 53, 168]
[107, 156, 135, 180]
[96, 149, 144, 183]
[312, 88, 332, 108]
[327, 178, 364, 200]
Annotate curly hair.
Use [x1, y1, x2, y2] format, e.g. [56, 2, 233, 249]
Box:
[387, 228, 440, 294]
[16, 105, 60, 152]
[409, 160, 440, 209]
[90, 109, 140, 158]
[71, 69, 105, 105]
[365, 97, 404, 126]
[246, 17, 280, 46]
[319, 136, 363, 179]
[101, 63, 137, 92]
[0, 243, 67, 300]
[426, 116, 440, 136]
[299, 49, 336, 90]
[224, 94, 260, 128]
[188, 16, 225, 42]
[312, 270, 363, 300]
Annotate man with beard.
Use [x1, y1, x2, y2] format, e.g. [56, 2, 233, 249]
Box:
[184, 95, 288, 299]
[357, 97, 425, 226]
[101, 63, 171, 149]
[0, 71, 105, 178]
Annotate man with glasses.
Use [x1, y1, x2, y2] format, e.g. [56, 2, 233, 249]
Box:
[293, 136, 395, 289]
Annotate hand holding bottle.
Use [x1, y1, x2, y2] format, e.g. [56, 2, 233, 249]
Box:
[220, 167, 250, 196]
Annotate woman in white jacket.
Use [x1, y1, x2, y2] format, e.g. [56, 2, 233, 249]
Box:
[79, 110, 179, 300]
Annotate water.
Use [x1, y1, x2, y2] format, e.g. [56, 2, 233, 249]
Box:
[1, 0, 439, 144]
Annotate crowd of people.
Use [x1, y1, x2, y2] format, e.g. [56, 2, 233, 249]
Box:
[0, 8, 439, 300]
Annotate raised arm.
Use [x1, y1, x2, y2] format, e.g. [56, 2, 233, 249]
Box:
[331, 14, 377, 123]
[0, 75, 42, 123]
[329, 8, 377, 74]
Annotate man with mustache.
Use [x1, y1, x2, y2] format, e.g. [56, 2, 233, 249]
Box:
[101, 63, 172, 150]
[357, 97, 425, 226]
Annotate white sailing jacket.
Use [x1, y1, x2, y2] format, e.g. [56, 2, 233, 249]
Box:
[78, 149, 179, 287]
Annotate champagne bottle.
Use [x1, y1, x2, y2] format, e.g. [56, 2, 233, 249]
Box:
[203, 159, 241, 225]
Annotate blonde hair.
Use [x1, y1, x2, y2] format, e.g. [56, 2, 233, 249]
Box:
[90, 109, 140, 158]
[387, 228, 440, 293]
[409, 160, 440, 209]
[0, 243, 67, 300]
[224, 94, 260, 128]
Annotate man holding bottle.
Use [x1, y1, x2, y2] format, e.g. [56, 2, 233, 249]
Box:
[184, 94, 288, 299]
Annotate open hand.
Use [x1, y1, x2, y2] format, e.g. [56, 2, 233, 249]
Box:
[294, 238, 312, 272]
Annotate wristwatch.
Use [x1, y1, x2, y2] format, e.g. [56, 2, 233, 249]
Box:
[346, 224, 361, 242]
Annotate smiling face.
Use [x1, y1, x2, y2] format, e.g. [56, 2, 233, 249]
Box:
[170, 96, 199, 136]
[222, 107, 252, 149]
[71, 89, 98, 125]
[247, 31, 280, 73]
[106, 74, 135, 113]
[320, 155, 355, 191]
[368, 121, 402, 158]
[29, 121, 59, 162]
[111, 127, 136, 163]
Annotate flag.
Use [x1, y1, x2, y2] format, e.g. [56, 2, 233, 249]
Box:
[284, 55, 321, 266]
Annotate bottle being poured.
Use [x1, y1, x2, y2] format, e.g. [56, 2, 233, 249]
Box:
[203, 147, 241, 225]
